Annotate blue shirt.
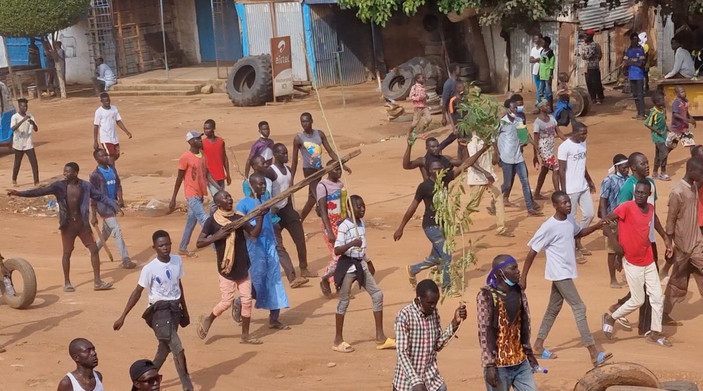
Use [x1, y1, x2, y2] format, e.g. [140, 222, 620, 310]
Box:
[97, 165, 117, 200]
[624, 46, 645, 80]
[600, 173, 628, 215]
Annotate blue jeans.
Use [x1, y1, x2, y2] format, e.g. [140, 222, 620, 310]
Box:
[409, 225, 451, 290]
[484, 360, 538, 391]
[500, 161, 534, 211]
[179, 196, 209, 251]
[537, 78, 552, 101]
[533, 75, 542, 101]
[207, 179, 226, 214]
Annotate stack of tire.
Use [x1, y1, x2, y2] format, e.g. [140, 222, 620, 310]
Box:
[227, 54, 274, 107]
[381, 56, 447, 102]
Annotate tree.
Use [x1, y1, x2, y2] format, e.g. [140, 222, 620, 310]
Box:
[0, 0, 91, 98]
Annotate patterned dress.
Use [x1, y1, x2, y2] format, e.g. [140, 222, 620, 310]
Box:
[533, 115, 560, 170]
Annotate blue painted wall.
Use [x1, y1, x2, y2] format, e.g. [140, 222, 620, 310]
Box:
[195, 0, 242, 62]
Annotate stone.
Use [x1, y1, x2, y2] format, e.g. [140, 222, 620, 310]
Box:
[327, 362, 336, 368]
[201, 84, 214, 94]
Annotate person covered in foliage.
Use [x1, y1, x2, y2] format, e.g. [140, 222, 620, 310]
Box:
[394, 144, 490, 293]
[520, 191, 613, 367]
[478, 255, 539, 391]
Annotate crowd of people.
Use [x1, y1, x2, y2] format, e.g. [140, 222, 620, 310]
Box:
[2, 33, 703, 390]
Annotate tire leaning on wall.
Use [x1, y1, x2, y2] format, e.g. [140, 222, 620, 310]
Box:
[227, 55, 274, 107]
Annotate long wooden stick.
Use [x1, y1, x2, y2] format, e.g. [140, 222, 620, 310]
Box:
[232, 149, 361, 229]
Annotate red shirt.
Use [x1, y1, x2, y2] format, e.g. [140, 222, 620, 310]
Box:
[698, 184, 703, 227]
[614, 201, 654, 266]
[202, 136, 226, 181]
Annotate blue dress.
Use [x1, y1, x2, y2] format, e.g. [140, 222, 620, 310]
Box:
[236, 196, 289, 311]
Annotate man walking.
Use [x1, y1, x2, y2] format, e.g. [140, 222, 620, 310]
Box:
[7, 162, 118, 292]
[582, 30, 604, 104]
[57, 338, 104, 391]
[10, 98, 39, 186]
[393, 279, 467, 391]
[90, 149, 136, 269]
[624, 33, 647, 119]
[598, 154, 629, 288]
[520, 191, 612, 367]
[93, 92, 132, 166]
[202, 119, 231, 213]
[169, 131, 221, 258]
[409, 74, 432, 135]
[529, 34, 543, 108]
[441, 63, 459, 126]
[478, 255, 539, 391]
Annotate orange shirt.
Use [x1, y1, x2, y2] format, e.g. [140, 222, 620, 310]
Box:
[178, 151, 208, 198]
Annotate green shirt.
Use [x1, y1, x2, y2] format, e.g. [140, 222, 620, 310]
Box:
[617, 176, 657, 206]
[645, 107, 667, 144]
[539, 50, 555, 81]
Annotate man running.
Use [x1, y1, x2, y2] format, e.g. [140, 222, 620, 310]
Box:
[93, 92, 132, 166]
[7, 162, 118, 292]
[520, 191, 612, 367]
[195, 191, 262, 344]
[290, 112, 350, 221]
[90, 149, 136, 269]
[57, 338, 104, 391]
[267, 143, 315, 283]
[202, 119, 231, 213]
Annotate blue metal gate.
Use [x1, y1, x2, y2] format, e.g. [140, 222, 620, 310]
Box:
[195, 0, 242, 62]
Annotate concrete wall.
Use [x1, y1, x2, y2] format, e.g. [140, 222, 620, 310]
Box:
[57, 20, 93, 84]
[0, 36, 7, 69]
[174, 0, 201, 64]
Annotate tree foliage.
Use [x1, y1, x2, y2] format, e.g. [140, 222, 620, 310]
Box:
[0, 0, 90, 37]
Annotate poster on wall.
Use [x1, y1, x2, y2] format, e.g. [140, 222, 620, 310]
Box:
[271, 36, 293, 97]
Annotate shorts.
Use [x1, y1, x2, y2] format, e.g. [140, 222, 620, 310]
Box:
[303, 167, 321, 199]
[541, 155, 559, 171]
[101, 142, 119, 157]
[665, 132, 695, 149]
[61, 220, 96, 253]
[605, 221, 619, 254]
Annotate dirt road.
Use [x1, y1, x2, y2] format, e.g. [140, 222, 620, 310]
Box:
[1, 84, 701, 390]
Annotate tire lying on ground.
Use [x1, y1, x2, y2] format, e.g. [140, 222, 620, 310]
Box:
[574, 362, 661, 391]
[227, 55, 273, 106]
[382, 68, 414, 101]
[572, 87, 591, 117]
[0, 258, 37, 309]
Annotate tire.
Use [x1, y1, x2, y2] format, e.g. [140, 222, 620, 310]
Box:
[572, 87, 591, 117]
[0, 258, 37, 309]
[574, 362, 661, 391]
[606, 387, 665, 391]
[227, 55, 273, 107]
[660, 381, 700, 391]
[382, 68, 413, 101]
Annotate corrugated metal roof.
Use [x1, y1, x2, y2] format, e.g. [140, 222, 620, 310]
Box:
[578, 0, 634, 31]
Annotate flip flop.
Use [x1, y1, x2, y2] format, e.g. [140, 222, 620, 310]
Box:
[290, 277, 309, 289]
[616, 317, 633, 331]
[240, 336, 263, 345]
[406, 265, 417, 288]
[269, 321, 291, 330]
[662, 316, 683, 326]
[63, 284, 75, 293]
[332, 342, 354, 353]
[231, 298, 242, 323]
[376, 338, 397, 350]
[122, 260, 137, 269]
[93, 281, 113, 291]
[178, 250, 198, 258]
[602, 313, 615, 339]
[497, 230, 515, 238]
[196, 315, 208, 340]
[539, 349, 557, 359]
[592, 351, 613, 367]
[645, 332, 673, 347]
[320, 279, 332, 297]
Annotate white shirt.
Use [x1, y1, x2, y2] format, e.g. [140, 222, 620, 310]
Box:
[530, 46, 543, 75]
[528, 216, 581, 281]
[94, 105, 122, 144]
[497, 114, 524, 164]
[334, 218, 367, 273]
[557, 138, 588, 194]
[466, 134, 496, 186]
[270, 164, 291, 210]
[138, 255, 184, 305]
[665, 47, 696, 79]
[97, 63, 116, 82]
[10, 112, 36, 150]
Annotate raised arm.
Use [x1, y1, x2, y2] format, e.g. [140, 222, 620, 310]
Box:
[7, 182, 57, 198]
[403, 141, 424, 171]
[451, 143, 491, 177]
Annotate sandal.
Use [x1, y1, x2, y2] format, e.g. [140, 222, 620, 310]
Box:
[497, 230, 515, 237]
[93, 281, 113, 291]
[602, 313, 615, 339]
[269, 321, 291, 330]
[196, 315, 208, 340]
[290, 277, 309, 289]
[616, 317, 633, 331]
[662, 315, 683, 326]
[592, 351, 613, 367]
[232, 298, 242, 323]
[406, 266, 417, 288]
[178, 250, 198, 258]
[320, 279, 332, 297]
[332, 341, 354, 353]
[645, 331, 673, 347]
[376, 338, 397, 350]
[63, 284, 75, 293]
[240, 336, 263, 345]
[538, 349, 557, 359]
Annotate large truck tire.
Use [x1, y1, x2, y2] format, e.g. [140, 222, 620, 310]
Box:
[574, 362, 661, 391]
[572, 87, 591, 117]
[227, 55, 273, 106]
[382, 68, 414, 101]
[0, 258, 37, 309]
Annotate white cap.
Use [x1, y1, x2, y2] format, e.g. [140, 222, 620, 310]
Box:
[185, 130, 202, 142]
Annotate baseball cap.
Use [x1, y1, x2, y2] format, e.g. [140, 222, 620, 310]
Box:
[185, 130, 202, 142]
[130, 359, 158, 391]
[585, 29, 595, 35]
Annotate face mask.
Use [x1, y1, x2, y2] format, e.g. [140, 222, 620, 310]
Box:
[501, 270, 517, 287]
[517, 105, 524, 113]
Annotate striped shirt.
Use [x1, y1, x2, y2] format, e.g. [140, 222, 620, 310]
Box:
[393, 301, 456, 391]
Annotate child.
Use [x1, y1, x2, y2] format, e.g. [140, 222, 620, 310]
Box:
[244, 121, 274, 177]
[409, 74, 431, 135]
[93, 92, 132, 166]
[318, 161, 347, 297]
[10, 98, 39, 185]
[598, 154, 629, 288]
[113, 230, 194, 391]
[668, 86, 696, 149]
[538, 37, 555, 104]
[448, 82, 465, 133]
[331, 195, 395, 353]
[202, 119, 231, 212]
[645, 93, 670, 180]
[554, 72, 575, 126]
[533, 99, 567, 200]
